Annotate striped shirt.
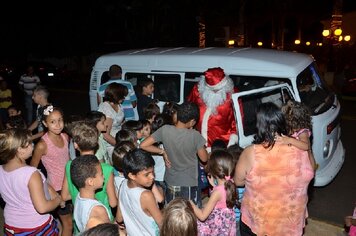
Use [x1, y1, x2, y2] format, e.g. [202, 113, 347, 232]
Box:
[19, 74, 40, 95]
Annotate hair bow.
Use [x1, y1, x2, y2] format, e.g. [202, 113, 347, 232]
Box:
[43, 105, 54, 116]
[224, 176, 234, 183]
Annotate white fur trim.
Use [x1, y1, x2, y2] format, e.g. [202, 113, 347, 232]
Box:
[227, 134, 239, 147]
[201, 107, 211, 146]
[206, 77, 228, 90]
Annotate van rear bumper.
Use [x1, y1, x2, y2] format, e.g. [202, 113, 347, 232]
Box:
[314, 140, 345, 186]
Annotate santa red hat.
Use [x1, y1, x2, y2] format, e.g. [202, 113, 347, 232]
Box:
[204, 67, 225, 87]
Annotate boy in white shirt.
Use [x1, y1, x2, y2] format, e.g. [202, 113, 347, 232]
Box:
[71, 155, 111, 232]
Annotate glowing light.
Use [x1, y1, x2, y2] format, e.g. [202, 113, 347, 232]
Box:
[317, 43, 323, 46]
[334, 28, 342, 36]
[228, 40, 235, 46]
[257, 41, 263, 46]
[338, 36, 343, 41]
[294, 39, 301, 45]
[306, 41, 311, 46]
[322, 30, 330, 37]
[344, 35, 351, 41]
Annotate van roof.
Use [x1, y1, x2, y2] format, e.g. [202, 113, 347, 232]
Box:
[94, 47, 314, 78]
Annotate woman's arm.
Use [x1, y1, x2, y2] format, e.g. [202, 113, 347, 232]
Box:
[234, 146, 253, 186]
[141, 190, 163, 228]
[106, 172, 118, 208]
[30, 140, 46, 168]
[190, 189, 221, 221]
[102, 117, 116, 146]
[28, 171, 61, 214]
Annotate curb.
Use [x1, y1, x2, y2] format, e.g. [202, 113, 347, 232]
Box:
[305, 218, 347, 236]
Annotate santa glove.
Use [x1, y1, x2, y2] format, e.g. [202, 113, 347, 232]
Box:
[227, 134, 239, 147]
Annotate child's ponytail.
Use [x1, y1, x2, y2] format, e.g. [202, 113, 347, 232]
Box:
[224, 175, 238, 209]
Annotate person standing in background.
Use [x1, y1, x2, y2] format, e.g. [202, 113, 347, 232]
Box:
[97, 64, 138, 120]
[0, 76, 12, 125]
[19, 65, 40, 125]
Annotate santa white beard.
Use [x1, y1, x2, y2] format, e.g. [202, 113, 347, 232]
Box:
[198, 76, 234, 114]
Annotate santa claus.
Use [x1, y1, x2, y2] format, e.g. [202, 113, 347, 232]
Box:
[188, 67, 239, 148]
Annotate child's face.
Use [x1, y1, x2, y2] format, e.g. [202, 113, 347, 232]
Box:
[130, 167, 155, 188]
[93, 164, 104, 189]
[96, 117, 107, 133]
[32, 92, 42, 104]
[43, 110, 64, 135]
[141, 124, 151, 138]
[8, 108, 20, 117]
[143, 83, 154, 96]
[18, 142, 34, 160]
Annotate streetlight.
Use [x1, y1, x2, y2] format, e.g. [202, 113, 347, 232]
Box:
[306, 41, 311, 46]
[344, 35, 351, 42]
[257, 41, 263, 46]
[294, 39, 301, 45]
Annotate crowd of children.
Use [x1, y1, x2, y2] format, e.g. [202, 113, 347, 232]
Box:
[0, 75, 332, 236]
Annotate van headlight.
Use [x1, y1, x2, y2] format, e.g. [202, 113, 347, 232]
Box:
[323, 140, 330, 158]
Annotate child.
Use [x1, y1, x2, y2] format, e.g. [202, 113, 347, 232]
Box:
[140, 102, 208, 207]
[345, 202, 356, 236]
[85, 111, 110, 164]
[7, 105, 22, 117]
[28, 86, 51, 140]
[278, 100, 316, 170]
[137, 78, 155, 120]
[115, 128, 138, 148]
[121, 120, 144, 144]
[143, 102, 161, 123]
[0, 128, 62, 234]
[141, 119, 152, 140]
[227, 143, 244, 236]
[71, 155, 111, 232]
[112, 141, 136, 191]
[81, 223, 121, 236]
[6, 114, 27, 129]
[117, 149, 162, 235]
[160, 197, 197, 236]
[61, 121, 117, 219]
[190, 150, 237, 236]
[0, 77, 12, 125]
[30, 105, 73, 236]
[162, 101, 179, 125]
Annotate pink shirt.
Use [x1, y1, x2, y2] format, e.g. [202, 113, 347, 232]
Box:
[0, 166, 50, 228]
[241, 143, 314, 236]
[41, 133, 69, 191]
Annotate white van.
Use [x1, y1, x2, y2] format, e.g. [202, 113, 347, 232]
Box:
[89, 47, 345, 187]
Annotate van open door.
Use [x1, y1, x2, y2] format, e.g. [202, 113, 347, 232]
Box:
[232, 83, 295, 148]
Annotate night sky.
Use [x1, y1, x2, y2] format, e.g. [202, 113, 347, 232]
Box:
[1, 0, 356, 60]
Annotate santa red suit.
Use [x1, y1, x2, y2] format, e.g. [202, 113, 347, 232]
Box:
[188, 67, 239, 148]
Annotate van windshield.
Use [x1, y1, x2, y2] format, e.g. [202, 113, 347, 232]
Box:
[297, 63, 334, 115]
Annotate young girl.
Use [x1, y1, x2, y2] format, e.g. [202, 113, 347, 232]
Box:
[278, 100, 316, 170]
[30, 105, 73, 236]
[0, 128, 62, 235]
[162, 101, 178, 125]
[190, 150, 237, 236]
[137, 78, 155, 120]
[160, 197, 197, 236]
[85, 111, 110, 164]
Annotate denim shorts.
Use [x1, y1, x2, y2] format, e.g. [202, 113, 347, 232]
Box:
[165, 183, 202, 208]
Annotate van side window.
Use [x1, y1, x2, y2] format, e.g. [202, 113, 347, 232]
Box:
[154, 74, 180, 102]
[101, 71, 111, 85]
[184, 72, 204, 100]
[125, 73, 181, 103]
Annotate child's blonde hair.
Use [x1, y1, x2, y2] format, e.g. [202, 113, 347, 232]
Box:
[0, 129, 32, 164]
[161, 198, 197, 236]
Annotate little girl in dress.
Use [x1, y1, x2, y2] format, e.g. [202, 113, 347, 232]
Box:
[190, 150, 237, 236]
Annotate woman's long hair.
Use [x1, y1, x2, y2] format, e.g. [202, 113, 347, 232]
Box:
[253, 102, 287, 148]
